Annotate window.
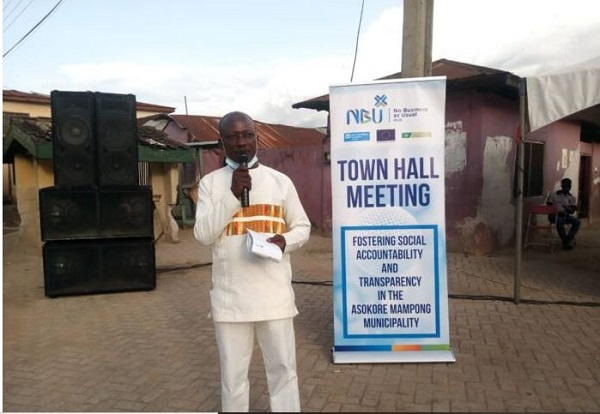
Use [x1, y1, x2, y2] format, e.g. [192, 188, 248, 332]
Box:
[516, 141, 544, 197]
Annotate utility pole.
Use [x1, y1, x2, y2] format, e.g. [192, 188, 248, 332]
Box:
[401, 0, 434, 78]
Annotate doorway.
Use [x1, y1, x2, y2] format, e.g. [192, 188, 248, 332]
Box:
[578, 155, 592, 219]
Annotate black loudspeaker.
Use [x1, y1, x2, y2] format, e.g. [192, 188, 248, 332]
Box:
[43, 238, 156, 298]
[98, 186, 154, 238]
[39, 187, 97, 240]
[51, 91, 96, 188]
[95, 93, 138, 186]
[40, 186, 154, 240]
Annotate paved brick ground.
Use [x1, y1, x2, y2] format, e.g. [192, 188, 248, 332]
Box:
[3, 222, 600, 412]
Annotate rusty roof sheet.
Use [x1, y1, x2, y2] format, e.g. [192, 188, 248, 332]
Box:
[143, 114, 325, 149]
[137, 125, 189, 149]
[7, 117, 52, 141]
[170, 114, 221, 142]
[255, 121, 325, 148]
[4, 115, 186, 150]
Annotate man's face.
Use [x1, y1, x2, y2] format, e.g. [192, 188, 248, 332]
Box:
[220, 117, 258, 163]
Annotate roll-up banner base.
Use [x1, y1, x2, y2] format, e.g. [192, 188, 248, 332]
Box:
[333, 349, 456, 364]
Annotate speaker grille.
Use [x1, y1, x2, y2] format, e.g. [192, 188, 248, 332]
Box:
[43, 238, 156, 298]
[39, 187, 97, 240]
[51, 91, 96, 188]
[95, 93, 138, 186]
[43, 242, 102, 296]
[104, 240, 156, 289]
[39, 186, 154, 240]
[98, 186, 154, 238]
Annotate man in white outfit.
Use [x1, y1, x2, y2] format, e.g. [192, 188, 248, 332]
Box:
[194, 111, 311, 412]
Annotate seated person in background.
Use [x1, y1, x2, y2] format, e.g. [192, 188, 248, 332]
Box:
[547, 178, 580, 250]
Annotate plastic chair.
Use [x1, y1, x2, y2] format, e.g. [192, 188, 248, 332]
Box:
[524, 204, 558, 252]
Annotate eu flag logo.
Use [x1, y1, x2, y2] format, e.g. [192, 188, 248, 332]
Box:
[376, 129, 395, 141]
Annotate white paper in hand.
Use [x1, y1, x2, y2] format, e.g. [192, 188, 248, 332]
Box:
[246, 229, 283, 262]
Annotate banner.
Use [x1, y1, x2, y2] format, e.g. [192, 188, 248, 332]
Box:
[330, 77, 455, 363]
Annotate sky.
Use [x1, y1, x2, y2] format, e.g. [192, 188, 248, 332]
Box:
[3, 0, 600, 128]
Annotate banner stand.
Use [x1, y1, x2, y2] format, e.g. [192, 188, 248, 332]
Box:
[329, 77, 454, 365]
[332, 348, 456, 364]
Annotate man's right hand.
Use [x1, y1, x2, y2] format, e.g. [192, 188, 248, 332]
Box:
[231, 164, 251, 199]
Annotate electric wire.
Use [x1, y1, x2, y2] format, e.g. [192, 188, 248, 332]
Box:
[156, 262, 211, 273]
[3, 0, 17, 12]
[3, 0, 66, 58]
[350, 0, 365, 82]
[3, 0, 25, 21]
[3, 0, 36, 33]
[448, 294, 599, 307]
[155, 263, 599, 307]
[293, 280, 333, 286]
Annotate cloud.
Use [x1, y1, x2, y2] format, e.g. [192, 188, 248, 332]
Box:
[178, 55, 349, 127]
[352, 6, 403, 81]
[54, 55, 348, 127]
[348, 0, 600, 80]
[30, 0, 600, 128]
[432, 0, 600, 75]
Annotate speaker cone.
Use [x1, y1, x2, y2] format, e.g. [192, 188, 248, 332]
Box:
[54, 150, 96, 187]
[99, 187, 153, 238]
[58, 110, 92, 146]
[98, 151, 137, 185]
[97, 110, 134, 151]
[39, 187, 97, 241]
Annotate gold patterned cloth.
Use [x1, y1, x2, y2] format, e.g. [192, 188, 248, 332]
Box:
[226, 204, 287, 235]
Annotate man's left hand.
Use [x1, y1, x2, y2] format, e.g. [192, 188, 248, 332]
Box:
[268, 234, 286, 252]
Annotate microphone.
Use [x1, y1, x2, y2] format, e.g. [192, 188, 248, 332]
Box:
[238, 151, 250, 207]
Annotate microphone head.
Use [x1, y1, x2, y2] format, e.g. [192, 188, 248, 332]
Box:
[237, 151, 249, 163]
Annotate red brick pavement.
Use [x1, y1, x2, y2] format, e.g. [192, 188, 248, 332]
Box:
[3, 223, 600, 412]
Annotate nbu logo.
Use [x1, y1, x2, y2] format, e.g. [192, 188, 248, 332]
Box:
[374, 94, 388, 107]
[346, 108, 385, 125]
[345, 94, 390, 124]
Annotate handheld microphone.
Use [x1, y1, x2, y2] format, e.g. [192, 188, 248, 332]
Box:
[238, 151, 250, 207]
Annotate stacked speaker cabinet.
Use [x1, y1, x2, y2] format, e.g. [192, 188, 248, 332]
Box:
[95, 93, 139, 187]
[40, 91, 156, 298]
[51, 91, 96, 187]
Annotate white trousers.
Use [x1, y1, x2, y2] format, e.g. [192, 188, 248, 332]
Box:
[213, 317, 301, 412]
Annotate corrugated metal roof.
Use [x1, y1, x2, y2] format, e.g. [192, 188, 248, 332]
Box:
[143, 114, 326, 149]
[171, 114, 221, 142]
[4, 115, 187, 150]
[6, 117, 52, 141]
[254, 120, 325, 148]
[380, 58, 510, 81]
[137, 125, 190, 149]
[292, 58, 520, 111]
[2, 89, 175, 113]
